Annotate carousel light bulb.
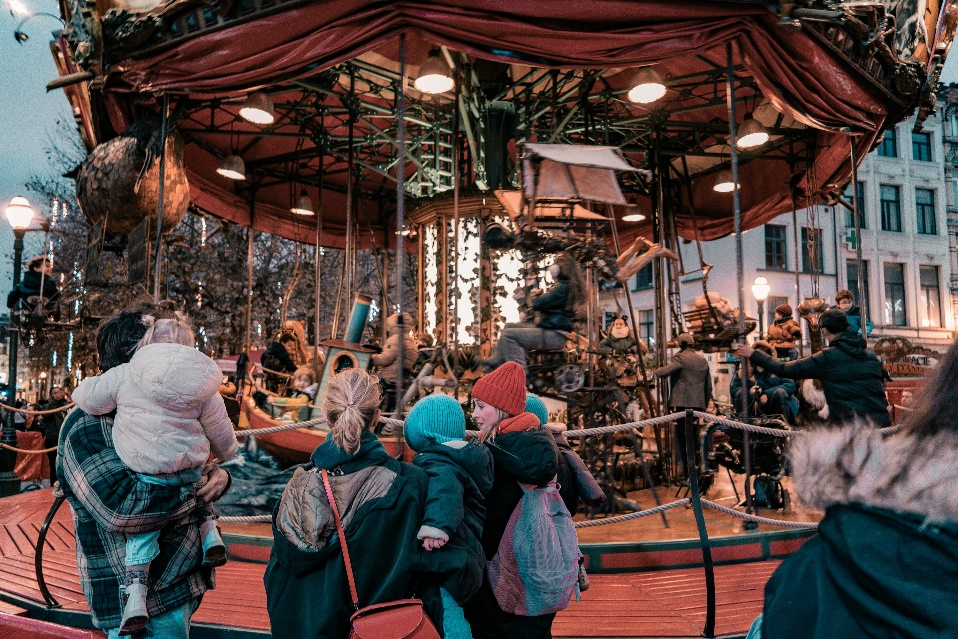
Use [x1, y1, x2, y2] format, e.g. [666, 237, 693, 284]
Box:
[415, 49, 455, 94]
[291, 190, 315, 216]
[627, 67, 666, 104]
[737, 113, 769, 149]
[713, 169, 738, 193]
[622, 205, 646, 222]
[239, 91, 275, 125]
[217, 154, 246, 180]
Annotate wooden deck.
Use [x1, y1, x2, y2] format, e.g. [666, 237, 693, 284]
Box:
[0, 489, 783, 638]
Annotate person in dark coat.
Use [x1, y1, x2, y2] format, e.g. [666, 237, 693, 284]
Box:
[483, 253, 585, 372]
[735, 309, 890, 427]
[464, 362, 560, 639]
[261, 334, 298, 392]
[757, 338, 958, 638]
[7, 255, 60, 315]
[730, 341, 798, 424]
[833, 288, 873, 336]
[265, 368, 430, 639]
[405, 394, 494, 639]
[654, 333, 713, 471]
[40, 386, 70, 485]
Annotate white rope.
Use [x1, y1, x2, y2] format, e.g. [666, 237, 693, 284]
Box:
[234, 422, 315, 438]
[218, 514, 272, 523]
[573, 499, 689, 528]
[700, 499, 819, 529]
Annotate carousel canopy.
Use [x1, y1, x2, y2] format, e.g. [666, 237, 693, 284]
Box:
[53, 0, 956, 247]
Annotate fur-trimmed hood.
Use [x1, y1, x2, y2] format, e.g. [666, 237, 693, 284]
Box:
[790, 422, 958, 523]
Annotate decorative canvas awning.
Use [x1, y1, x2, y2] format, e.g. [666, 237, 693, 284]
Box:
[51, 0, 956, 246]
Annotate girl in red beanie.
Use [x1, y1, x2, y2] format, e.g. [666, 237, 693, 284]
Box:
[464, 362, 561, 638]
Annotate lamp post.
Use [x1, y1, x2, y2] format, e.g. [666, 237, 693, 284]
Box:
[0, 196, 35, 497]
[752, 276, 771, 340]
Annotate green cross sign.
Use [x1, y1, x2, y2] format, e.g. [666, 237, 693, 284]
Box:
[844, 228, 857, 250]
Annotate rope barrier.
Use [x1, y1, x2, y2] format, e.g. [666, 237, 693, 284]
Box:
[561, 412, 689, 438]
[235, 414, 405, 438]
[700, 500, 819, 530]
[218, 514, 272, 523]
[0, 402, 74, 416]
[0, 442, 57, 454]
[573, 499, 689, 528]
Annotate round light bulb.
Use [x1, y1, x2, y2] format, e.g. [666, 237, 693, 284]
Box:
[5, 196, 34, 229]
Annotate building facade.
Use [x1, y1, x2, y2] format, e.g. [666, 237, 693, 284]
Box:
[603, 108, 956, 352]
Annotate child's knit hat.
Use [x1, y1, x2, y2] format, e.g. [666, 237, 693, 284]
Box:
[472, 361, 526, 416]
[404, 394, 466, 452]
[525, 394, 549, 426]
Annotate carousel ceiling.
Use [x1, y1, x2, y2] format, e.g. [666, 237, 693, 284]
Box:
[52, 0, 954, 247]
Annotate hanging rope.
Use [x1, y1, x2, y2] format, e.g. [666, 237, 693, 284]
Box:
[0, 401, 74, 415]
[0, 442, 58, 454]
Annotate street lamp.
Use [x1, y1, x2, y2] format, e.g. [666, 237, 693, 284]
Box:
[752, 276, 771, 339]
[0, 196, 34, 497]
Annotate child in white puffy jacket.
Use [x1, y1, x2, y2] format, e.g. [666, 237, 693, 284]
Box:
[72, 312, 239, 634]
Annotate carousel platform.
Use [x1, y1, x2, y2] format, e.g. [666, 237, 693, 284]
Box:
[0, 471, 817, 637]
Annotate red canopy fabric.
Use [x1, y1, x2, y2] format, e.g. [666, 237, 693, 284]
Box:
[102, 1, 905, 243]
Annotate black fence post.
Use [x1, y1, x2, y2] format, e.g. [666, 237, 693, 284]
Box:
[685, 409, 716, 638]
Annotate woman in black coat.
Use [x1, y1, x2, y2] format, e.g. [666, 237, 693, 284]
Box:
[265, 368, 430, 639]
[463, 362, 560, 639]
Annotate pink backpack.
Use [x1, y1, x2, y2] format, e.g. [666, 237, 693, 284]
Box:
[488, 478, 581, 616]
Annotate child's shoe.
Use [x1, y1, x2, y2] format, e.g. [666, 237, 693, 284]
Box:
[200, 518, 228, 567]
[118, 577, 148, 635]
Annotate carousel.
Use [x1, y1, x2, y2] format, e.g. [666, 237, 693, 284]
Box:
[2, 1, 955, 637]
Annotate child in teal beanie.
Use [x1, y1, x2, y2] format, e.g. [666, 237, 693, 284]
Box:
[405, 394, 495, 639]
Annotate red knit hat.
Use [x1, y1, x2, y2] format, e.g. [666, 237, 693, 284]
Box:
[472, 361, 526, 416]
[775, 304, 793, 317]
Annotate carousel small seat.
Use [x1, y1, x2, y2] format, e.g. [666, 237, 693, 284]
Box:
[682, 307, 757, 352]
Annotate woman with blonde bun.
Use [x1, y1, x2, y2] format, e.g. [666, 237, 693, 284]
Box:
[266, 368, 432, 639]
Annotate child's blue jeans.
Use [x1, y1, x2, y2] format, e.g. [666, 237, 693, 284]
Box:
[125, 467, 203, 567]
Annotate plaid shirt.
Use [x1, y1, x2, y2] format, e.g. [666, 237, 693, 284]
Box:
[57, 409, 208, 629]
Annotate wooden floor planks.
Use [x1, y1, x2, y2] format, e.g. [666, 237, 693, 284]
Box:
[0, 489, 780, 638]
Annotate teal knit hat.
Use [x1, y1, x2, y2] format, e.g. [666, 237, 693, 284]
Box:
[404, 394, 466, 452]
[525, 394, 549, 426]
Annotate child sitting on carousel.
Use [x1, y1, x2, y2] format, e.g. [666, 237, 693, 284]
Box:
[263, 367, 319, 422]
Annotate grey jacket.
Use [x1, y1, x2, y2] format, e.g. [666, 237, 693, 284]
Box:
[654, 347, 712, 409]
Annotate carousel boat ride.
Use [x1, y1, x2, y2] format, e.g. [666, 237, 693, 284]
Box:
[5, 1, 954, 638]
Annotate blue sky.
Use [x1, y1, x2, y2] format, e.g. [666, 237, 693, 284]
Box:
[1, 3, 958, 290]
[0, 0, 73, 285]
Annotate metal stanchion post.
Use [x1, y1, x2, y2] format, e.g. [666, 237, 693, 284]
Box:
[685, 409, 715, 638]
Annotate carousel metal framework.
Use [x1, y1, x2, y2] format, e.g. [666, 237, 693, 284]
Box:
[44, 0, 958, 498]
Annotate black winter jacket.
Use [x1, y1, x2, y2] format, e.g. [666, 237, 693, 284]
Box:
[265, 435, 429, 639]
[413, 441, 494, 603]
[533, 279, 574, 331]
[749, 331, 889, 426]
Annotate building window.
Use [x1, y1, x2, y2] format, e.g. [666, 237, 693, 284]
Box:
[638, 309, 654, 349]
[919, 265, 942, 328]
[801, 227, 824, 274]
[877, 128, 897, 157]
[916, 188, 937, 235]
[880, 184, 902, 232]
[844, 181, 866, 229]
[883, 263, 907, 327]
[766, 295, 789, 332]
[632, 263, 653, 291]
[765, 224, 787, 270]
[846, 259, 870, 312]
[912, 131, 932, 162]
